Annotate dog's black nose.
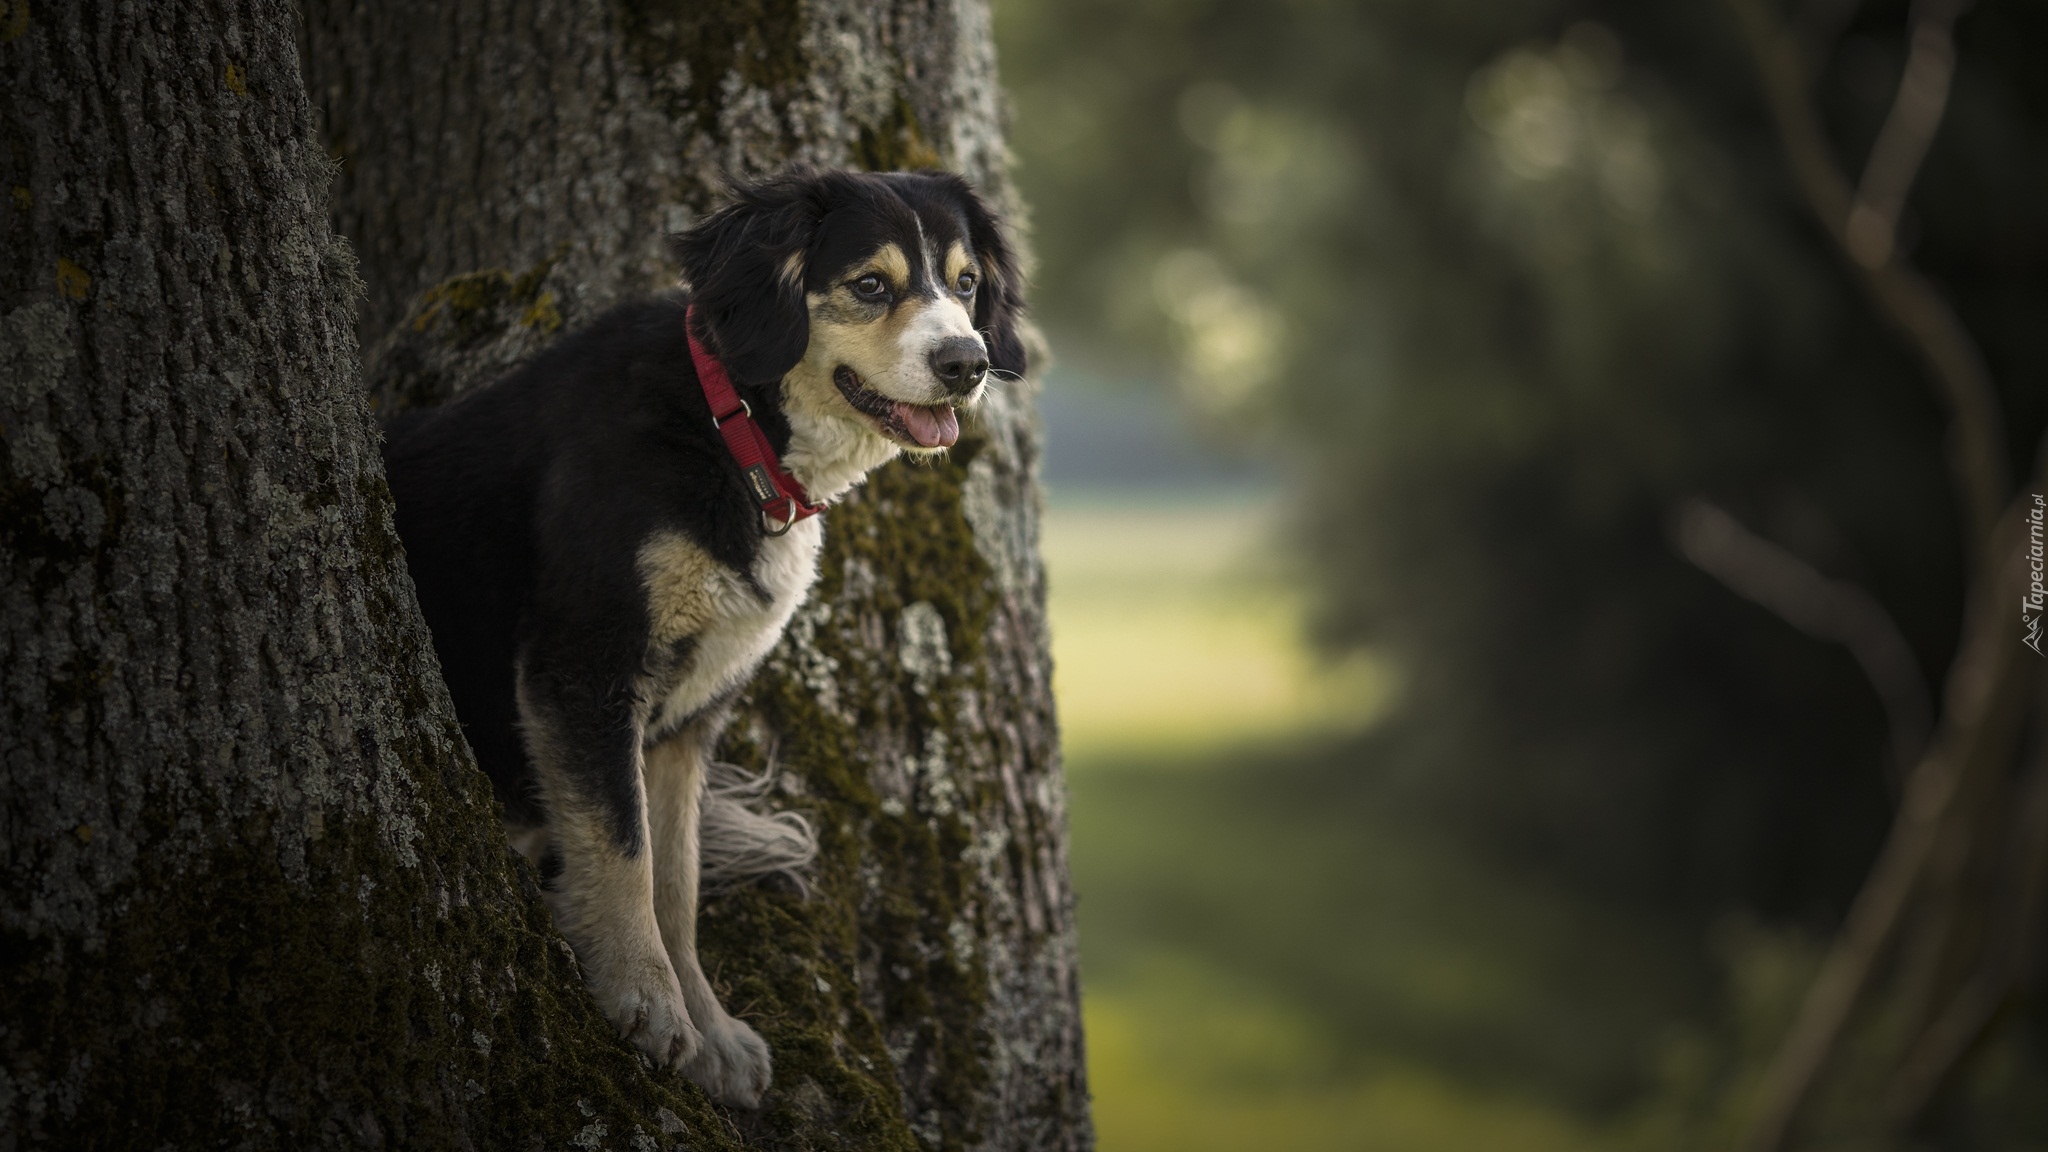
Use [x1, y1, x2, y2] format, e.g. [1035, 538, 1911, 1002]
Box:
[930, 337, 990, 395]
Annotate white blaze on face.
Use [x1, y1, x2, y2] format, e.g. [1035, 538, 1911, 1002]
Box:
[896, 303, 976, 382]
[780, 229, 991, 491]
[888, 239, 982, 448]
[855, 234, 980, 407]
[875, 294, 965, 445]
[923, 238, 990, 373]
[901, 224, 983, 378]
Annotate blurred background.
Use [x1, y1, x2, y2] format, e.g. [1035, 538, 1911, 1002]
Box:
[992, 0, 2048, 1147]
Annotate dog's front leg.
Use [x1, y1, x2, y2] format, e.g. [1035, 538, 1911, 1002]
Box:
[645, 721, 773, 1107]
[517, 660, 699, 1070]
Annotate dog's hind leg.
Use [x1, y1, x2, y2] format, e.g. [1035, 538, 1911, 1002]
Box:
[645, 719, 774, 1108]
[517, 661, 700, 1071]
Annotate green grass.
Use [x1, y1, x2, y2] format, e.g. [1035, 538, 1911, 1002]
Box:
[1045, 499, 1394, 761]
[1067, 748, 1708, 1147]
[1046, 498, 1709, 1150]
[1085, 962, 1627, 1152]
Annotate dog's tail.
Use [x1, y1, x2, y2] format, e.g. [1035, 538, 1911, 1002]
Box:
[700, 759, 818, 895]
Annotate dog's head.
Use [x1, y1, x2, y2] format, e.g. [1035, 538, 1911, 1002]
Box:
[675, 168, 1025, 457]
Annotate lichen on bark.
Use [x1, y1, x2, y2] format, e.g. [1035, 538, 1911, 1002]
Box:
[0, 0, 1086, 1147]
[320, 0, 1088, 1136]
[2, 3, 743, 1146]
[304, 0, 1088, 1139]
[705, 374, 1079, 1150]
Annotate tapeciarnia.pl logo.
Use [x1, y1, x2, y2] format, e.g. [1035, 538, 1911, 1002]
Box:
[2027, 493, 2045, 657]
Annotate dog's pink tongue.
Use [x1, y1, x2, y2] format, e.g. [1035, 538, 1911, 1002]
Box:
[896, 402, 960, 448]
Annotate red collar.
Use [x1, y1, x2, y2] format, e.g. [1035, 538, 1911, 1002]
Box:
[686, 306, 824, 535]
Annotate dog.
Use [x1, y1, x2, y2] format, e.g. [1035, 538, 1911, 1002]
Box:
[380, 168, 1025, 1106]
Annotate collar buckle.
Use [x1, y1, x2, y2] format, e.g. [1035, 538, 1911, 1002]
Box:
[686, 305, 825, 534]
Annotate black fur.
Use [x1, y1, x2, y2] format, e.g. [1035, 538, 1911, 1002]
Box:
[383, 169, 1025, 851]
[676, 167, 1028, 386]
[385, 297, 757, 843]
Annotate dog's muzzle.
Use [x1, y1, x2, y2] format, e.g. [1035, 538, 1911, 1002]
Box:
[929, 336, 989, 397]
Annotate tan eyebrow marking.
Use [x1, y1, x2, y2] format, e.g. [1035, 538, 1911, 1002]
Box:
[943, 241, 975, 285]
[860, 243, 911, 290]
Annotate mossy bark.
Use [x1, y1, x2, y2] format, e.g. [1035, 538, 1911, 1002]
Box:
[293, 2, 1084, 1150]
[1, 3, 752, 1148]
[3, 0, 1082, 1148]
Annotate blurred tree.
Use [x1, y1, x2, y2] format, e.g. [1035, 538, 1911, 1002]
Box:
[999, 0, 2048, 1137]
[1715, 1, 2047, 1145]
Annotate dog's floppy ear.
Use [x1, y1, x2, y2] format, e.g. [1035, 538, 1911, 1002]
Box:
[674, 172, 828, 387]
[952, 180, 1028, 379]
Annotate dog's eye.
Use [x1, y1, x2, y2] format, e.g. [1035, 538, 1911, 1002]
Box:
[954, 271, 978, 296]
[852, 274, 888, 299]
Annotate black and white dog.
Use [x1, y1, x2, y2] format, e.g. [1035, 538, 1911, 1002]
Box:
[382, 169, 1024, 1106]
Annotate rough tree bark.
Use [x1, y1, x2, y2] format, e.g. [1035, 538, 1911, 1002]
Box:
[2, 1, 1087, 1149]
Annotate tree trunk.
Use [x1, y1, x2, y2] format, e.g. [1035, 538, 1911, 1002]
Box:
[0, 4, 716, 1148]
[299, 0, 1088, 1143]
[0, 0, 1087, 1148]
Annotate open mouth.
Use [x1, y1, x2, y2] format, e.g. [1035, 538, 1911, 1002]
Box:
[833, 366, 960, 449]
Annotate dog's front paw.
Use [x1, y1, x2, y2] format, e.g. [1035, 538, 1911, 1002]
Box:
[682, 1012, 772, 1108]
[599, 963, 701, 1070]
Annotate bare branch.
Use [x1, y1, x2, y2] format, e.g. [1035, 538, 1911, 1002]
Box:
[1730, 0, 1855, 222]
[1674, 499, 1932, 775]
[1845, 1, 1969, 269]
[1734, 478, 2044, 1152]
[1885, 670, 2048, 1125]
[1726, 0, 2009, 561]
[1722, 8, 2038, 1137]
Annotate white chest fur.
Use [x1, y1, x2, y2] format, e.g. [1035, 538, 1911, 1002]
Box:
[638, 517, 824, 739]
